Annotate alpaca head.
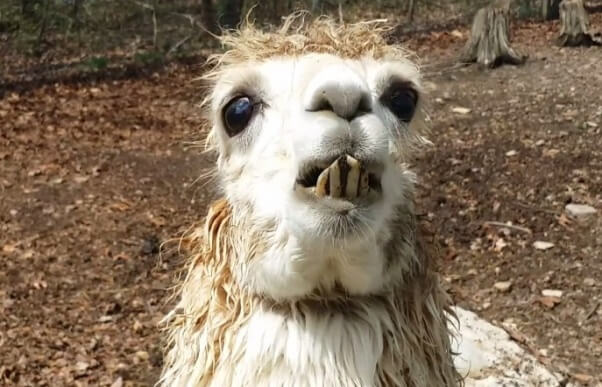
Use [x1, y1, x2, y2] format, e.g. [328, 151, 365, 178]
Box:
[203, 16, 427, 302]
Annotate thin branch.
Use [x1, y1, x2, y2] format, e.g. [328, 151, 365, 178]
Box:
[483, 221, 533, 234]
[513, 201, 562, 215]
[37, 0, 51, 48]
[152, 1, 158, 50]
[580, 302, 600, 325]
[170, 12, 220, 40]
[167, 35, 192, 57]
[125, 0, 158, 50]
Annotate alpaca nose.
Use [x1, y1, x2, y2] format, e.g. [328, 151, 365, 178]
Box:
[304, 66, 371, 120]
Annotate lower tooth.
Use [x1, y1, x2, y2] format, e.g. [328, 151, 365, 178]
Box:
[329, 159, 342, 198]
[315, 168, 329, 198]
[359, 170, 369, 196]
[345, 156, 360, 199]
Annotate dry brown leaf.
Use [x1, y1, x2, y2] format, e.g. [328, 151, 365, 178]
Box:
[572, 373, 593, 383]
[147, 212, 167, 227]
[2, 244, 17, 254]
[536, 296, 561, 309]
[109, 202, 131, 212]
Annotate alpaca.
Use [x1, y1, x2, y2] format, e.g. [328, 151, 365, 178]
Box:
[160, 16, 461, 387]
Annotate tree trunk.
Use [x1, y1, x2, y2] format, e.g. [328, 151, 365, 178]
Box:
[542, 0, 560, 20]
[241, 0, 281, 25]
[557, 0, 601, 46]
[407, 0, 416, 23]
[460, 0, 527, 68]
[70, 0, 83, 20]
[21, 0, 37, 18]
[312, 0, 322, 15]
[36, 0, 50, 47]
[201, 0, 218, 33]
[218, 0, 243, 29]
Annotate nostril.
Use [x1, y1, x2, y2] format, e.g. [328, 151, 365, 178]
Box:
[306, 89, 371, 121]
[354, 95, 372, 117]
[309, 98, 335, 114]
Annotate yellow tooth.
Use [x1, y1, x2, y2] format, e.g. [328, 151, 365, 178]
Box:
[315, 168, 329, 198]
[359, 168, 370, 197]
[345, 155, 361, 199]
[329, 159, 342, 198]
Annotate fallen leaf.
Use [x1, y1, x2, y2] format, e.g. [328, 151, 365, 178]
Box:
[533, 241, 554, 250]
[536, 296, 561, 309]
[452, 107, 471, 115]
[494, 281, 512, 292]
[451, 30, 464, 39]
[109, 202, 131, 212]
[542, 289, 563, 298]
[2, 244, 17, 254]
[147, 212, 167, 227]
[111, 377, 124, 387]
[494, 237, 507, 252]
[572, 373, 593, 383]
[73, 175, 90, 184]
[75, 361, 90, 372]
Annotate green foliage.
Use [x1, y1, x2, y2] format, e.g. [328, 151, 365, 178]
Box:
[83, 56, 109, 71]
[134, 50, 164, 66]
[517, 0, 539, 19]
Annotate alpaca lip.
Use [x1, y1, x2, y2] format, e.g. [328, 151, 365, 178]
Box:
[295, 155, 381, 201]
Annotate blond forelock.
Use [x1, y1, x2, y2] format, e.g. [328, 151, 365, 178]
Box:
[203, 12, 413, 81]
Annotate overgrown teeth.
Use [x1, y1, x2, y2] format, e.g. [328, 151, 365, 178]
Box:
[309, 155, 372, 200]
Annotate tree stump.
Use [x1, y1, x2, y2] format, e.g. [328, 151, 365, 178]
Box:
[460, 0, 527, 68]
[557, 0, 602, 46]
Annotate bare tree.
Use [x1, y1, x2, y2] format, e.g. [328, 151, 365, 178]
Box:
[36, 0, 50, 50]
[312, 0, 322, 14]
[407, 0, 416, 23]
[218, 0, 243, 28]
[201, 0, 218, 33]
[542, 0, 560, 20]
[21, 0, 38, 18]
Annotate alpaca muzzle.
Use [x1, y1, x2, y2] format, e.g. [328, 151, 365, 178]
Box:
[296, 155, 381, 201]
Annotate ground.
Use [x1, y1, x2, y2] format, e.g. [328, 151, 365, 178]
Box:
[1, 17, 601, 387]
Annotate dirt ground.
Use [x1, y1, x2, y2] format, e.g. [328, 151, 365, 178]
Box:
[1, 17, 601, 387]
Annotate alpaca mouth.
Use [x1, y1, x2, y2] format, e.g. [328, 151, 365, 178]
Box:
[295, 155, 381, 201]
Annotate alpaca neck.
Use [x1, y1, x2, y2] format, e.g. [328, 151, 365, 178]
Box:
[161, 199, 459, 387]
[204, 290, 457, 387]
[213, 298, 389, 387]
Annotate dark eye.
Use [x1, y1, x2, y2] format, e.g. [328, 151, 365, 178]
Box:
[223, 96, 255, 137]
[384, 87, 418, 123]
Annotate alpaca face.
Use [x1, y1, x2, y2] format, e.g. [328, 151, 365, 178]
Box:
[209, 53, 423, 299]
